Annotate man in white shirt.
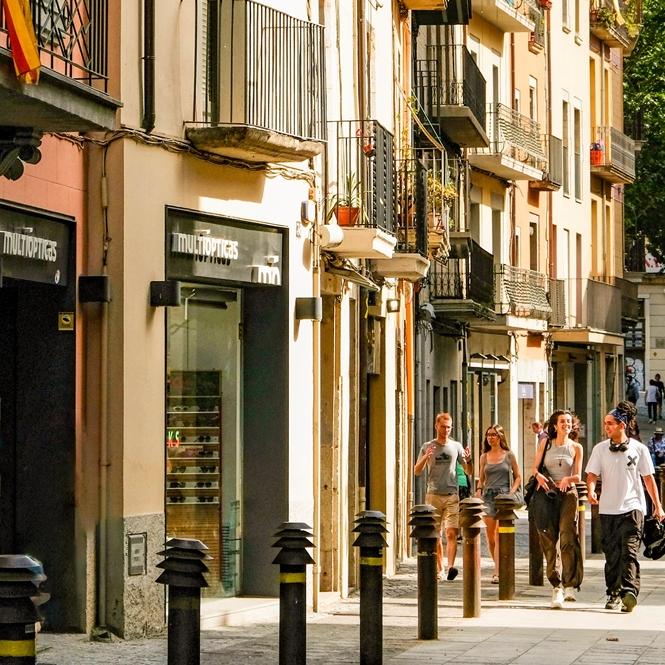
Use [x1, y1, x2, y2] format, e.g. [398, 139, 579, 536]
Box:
[586, 405, 665, 613]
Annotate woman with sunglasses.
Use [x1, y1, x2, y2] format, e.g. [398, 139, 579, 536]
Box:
[475, 425, 521, 584]
[531, 409, 584, 608]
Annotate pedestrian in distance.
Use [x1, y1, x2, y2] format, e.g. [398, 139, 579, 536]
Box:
[529, 409, 584, 608]
[645, 427, 664, 467]
[531, 421, 548, 446]
[646, 379, 659, 423]
[475, 424, 522, 584]
[625, 376, 639, 405]
[655, 373, 665, 420]
[414, 412, 472, 581]
[586, 401, 665, 613]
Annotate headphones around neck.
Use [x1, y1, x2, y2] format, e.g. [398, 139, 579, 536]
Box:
[609, 440, 629, 453]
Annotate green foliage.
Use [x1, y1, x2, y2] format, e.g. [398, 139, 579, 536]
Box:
[624, 0, 665, 266]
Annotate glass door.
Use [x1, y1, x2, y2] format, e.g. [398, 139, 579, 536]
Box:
[166, 285, 242, 596]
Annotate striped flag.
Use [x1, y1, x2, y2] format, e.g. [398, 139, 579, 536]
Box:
[2, 0, 40, 84]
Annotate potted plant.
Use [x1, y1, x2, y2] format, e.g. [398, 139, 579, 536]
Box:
[590, 141, 604, 165]
[328, 173, 362, 226]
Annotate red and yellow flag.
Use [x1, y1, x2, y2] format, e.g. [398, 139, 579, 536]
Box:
[2, 0, 40, 84]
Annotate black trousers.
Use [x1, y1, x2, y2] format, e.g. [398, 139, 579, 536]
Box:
[600, 510, 644, 598]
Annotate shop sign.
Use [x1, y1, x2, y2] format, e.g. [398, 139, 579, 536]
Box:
[0, 206, 70, 285]
[167, 212, 283, 286]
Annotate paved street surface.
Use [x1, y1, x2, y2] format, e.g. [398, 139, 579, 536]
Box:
[37, 412, 665, 664]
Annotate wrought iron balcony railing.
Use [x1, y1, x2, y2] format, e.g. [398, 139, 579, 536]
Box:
[613, 276, 641, 323]
[328, 120, 394, 234]
[429, 238, 494, 309]
[589, 0, 640, 50]
[0, 0, 108, 91]
[590, 127, 636, 183]
[474, 103, 547, 172]
[548, 279, 566, 328]
[531, 135, 563, 191]
[495, 264, 551, 319]
[202, 0, 325, 142]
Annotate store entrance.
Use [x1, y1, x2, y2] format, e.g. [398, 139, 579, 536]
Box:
[0, 278, 76, 628]
[166, 285, 242, 596]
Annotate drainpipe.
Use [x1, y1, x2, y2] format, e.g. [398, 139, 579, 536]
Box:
[142, 0, 156, 133]
[461, 328, 469, 451]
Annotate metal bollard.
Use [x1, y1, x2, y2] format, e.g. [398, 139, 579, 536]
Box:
[408, 505, 438, 640]
[459, 498, 485, 618]
[659, 465, 665, 505]
[591, 479, 602, 554]
[353, 510, 388, 665]
[156, 537, 210, 665]
[272, 522, 315, 665]
[575, 483, 588, 560]
[0, 555, 49, 665]
[494, 494, 519, 601]
[528, 512, 544, 586]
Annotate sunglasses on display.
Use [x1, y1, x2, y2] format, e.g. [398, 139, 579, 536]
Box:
[197, 496, 215, 503]
[169, 481, 185, 488]
[172, 466, 187, 473]
[196, 481, 213, 488]
[169, 495, 186, 503]
[199, 466, 217, 473]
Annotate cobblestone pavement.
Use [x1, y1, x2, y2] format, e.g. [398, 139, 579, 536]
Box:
[37, 506, 665, 664]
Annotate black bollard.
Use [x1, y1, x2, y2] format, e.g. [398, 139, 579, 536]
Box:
[528, 512, 544, 585]
[353, 510, 388, 665]
[459, 498, 485, 618]
[591, 479, 602, 554]
[494, 494, 519, 600]
[659, 465, 665, 505]
[156, 537, 210, 665]
[408, 505, 438, 640]
[0, 555, 49, 665]
[272, 522, 315, 665]
[575, 483, 588, 560]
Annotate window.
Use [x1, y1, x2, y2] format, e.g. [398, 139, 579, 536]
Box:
[562, 101, 570, 196]
[574, 107, 581, 201]
[529, 214, 539, 272]
[514, 88, 521, 114]
[529, 77, 538, 121]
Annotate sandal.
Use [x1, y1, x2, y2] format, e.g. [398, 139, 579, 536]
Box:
[491, 575, 499, 584]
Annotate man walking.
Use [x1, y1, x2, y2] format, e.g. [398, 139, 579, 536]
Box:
[586, 404, 665, 613]
[414, 412, 472, 581]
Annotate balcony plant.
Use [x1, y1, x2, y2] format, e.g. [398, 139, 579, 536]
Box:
[590, 141, 604, 165]
[328, 173, 362, 226]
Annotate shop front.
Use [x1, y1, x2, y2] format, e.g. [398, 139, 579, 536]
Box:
[164, 207, 288, 597]
[0, 200, 76, 629]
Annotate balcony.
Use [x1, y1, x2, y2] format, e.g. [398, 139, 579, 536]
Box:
[0, 0, 118, 131]
[589, 0, 640, 52]
[494, 264, 551, 325]
[530, 135, 563, 191]
[428, 234, 496, 321]
[324, 120, 396, 260]
[590, 127, 636, 184]
[185, 0, 326, 163]
[471, 0, 540, 33]
[412, 0, 473, 25]
[415, 46, 488, 148]
[469, 103, 546, 181]
[548, 279, 566, 328]
[614, 276, 640, 324]
[371, 148, 447, 281]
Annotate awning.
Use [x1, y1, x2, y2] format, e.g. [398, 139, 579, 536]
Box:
[468, 353, 510, 372]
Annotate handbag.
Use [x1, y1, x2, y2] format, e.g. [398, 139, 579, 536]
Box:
[524, 440, 551, 507]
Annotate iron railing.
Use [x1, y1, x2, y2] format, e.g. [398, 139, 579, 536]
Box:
[328, 120, 394, 233]
[0, 0, 108, 91]
[415, 45, 486, 133]
[589, 0, 640, 49]
[545, 135, 563, 186]
[613, 276, 641, 322]
[429, 239, 494, 306]
[529, 2, 545, 49]
[204, 0, 326, 141]
[590, 126, 636, 180]
[495, 264, 551, 319]
[447, 157, 469, 234]
[548, 279, 566, 327]
[473, 103, 547, 171]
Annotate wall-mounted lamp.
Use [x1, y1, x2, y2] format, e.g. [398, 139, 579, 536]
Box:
[150, 280, 182, 306]
[386, 298, 400, 313]
[300, 200, 316, 226]
[295, 296, 323, 321]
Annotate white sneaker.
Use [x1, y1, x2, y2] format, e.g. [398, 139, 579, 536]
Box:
[564, 587, 576, 602]
[551, 587, 564, 609]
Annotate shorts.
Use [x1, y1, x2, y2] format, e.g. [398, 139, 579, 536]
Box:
[482, 487, 510, 519]
[426, 492, 460, 530]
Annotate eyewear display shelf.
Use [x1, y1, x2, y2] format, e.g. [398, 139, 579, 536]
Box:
[166, 370, 222, 591]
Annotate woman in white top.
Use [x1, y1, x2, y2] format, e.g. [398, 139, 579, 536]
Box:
[530, 410, 584, 608]
[646, 379, 659, 423]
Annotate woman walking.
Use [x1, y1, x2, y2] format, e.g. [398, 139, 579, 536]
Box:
[530, 410, 584, 608]
[475, 424, 521, 584]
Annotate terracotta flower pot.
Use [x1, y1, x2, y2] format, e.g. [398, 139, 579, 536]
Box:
[335, 206, 360, 226]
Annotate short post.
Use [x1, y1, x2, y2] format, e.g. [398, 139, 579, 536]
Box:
[575, 483, 588, 560]
[591, 479, 602, 554]
[272, 522, 315, 665]
[353, 510, 388, 665]
[0, 555, 49, 665]
[528, 512, 544, 585]
[156, 537, 210, 665]
[408, 505, 438, 640]
[659, 465, 665, 505]
[459, 497, 485, 618]
[494, 494, 519, 601]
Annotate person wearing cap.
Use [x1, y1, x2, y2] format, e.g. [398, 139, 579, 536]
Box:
[646, 428, 664, 466]
[586, 401, 665, 613]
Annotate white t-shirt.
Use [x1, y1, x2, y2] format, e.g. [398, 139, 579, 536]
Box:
[585, 438, 654, 515]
